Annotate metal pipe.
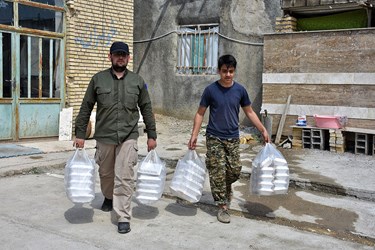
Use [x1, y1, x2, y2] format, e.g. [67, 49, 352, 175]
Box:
[179, 23, 219, 28]
[198, 27, 200, 74]
[49, 39, 53, 98]
[27, 36, 31, 98]
[0, 24, 64, 39]
[177, 30, 181, 73]
[0, 32, 3, 98]
[207, 28, 210, 74]
[38, 38, 42, 98]
[195, 28, 197, 74]
[17, 0, 65, 12]
[183, 29, 187, 74]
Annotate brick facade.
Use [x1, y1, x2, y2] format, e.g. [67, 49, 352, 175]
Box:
[65, 0, 134, 126]
[262, 29, 375, 136]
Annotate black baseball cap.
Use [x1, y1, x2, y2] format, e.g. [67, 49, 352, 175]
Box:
[110, 41, 130, 54]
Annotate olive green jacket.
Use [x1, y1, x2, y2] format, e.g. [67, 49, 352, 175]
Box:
[75, 68, 157, 144]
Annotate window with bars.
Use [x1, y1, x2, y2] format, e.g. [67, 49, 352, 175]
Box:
[177, 24, 219, 75]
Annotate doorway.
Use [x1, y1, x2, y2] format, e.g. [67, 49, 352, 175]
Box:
[0, 0, 65, 141]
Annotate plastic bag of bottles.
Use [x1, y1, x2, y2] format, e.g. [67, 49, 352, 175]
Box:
[135, 150, 166, 205]
[170, 150, 207, 203]
[64, 148, 96, 203]
[250, 143, 289, 196]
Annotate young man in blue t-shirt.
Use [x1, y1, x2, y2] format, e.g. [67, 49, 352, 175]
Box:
[188, 54, 270, 223]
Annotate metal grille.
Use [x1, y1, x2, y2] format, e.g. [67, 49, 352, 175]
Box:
[177, 24, 219, 75]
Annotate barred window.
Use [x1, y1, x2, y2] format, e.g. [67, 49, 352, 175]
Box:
[177, 24, 219, 75]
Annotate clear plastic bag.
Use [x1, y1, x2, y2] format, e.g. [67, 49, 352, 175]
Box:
[170, 150, 207, 203]
[64, 148, 96, 203]
[250, 143, 289, 196]
[135, 150, 166, 205]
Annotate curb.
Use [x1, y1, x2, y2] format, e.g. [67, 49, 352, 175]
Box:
[290, 178, 375, 202]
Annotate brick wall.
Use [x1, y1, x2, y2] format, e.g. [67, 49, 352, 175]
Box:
[263, 29, 375, 73]
[262, 29, 375, 135]
[65, 0, 134, 127]
[281, 0, 356, 8]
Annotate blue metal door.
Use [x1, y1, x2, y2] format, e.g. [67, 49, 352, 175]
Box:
[0, 0, 65, 141]
[0, 31, 12, 140]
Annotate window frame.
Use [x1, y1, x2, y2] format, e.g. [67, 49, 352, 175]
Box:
[0, 0, 65, 38]
[177, 24, 219, 75]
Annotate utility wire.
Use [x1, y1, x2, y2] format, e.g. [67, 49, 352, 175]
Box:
[134, 30, 179, 43]
[217, 32, 263, 46]
[133, 30, 264, 46]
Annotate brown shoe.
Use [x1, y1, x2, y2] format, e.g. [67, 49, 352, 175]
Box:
[217, 208, 231, 223]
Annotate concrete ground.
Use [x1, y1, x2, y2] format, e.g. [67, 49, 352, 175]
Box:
[0, 174, 373, 250]
[0, 114, 374, 248]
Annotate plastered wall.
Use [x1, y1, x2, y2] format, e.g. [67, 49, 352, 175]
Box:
[133, 0, 282, 125]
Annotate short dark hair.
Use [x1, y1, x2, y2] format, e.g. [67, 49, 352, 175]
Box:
[218, 55, 237, 70]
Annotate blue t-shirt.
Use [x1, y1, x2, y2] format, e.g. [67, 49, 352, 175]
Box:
[200, 81, 251, 139]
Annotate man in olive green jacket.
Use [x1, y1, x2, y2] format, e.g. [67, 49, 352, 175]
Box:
[74, 41, 157, 234]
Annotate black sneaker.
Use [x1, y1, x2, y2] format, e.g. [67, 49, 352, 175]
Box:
[101, 198, 113, 212]
[118, 222, 131, 234]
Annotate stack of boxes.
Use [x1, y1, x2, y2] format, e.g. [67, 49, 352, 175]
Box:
[292, 126, 303, 149]
[169, 151, 207, 203]
[250, 144, 289, 196]
[135, 150, 166, 205]
[329, 129, 345, 153]
[275, 16, 297, 33]
[64, 149, 96, 204]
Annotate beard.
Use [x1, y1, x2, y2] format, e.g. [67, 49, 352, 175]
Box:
[112, 64, 127, 72]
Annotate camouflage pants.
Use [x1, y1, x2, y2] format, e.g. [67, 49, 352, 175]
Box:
[206, 135, 241, 205]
